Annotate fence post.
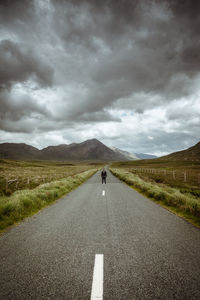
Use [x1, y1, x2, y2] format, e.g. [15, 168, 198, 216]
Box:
[198, 174, 200, 186]
[16, 178, 19, 189]
[183, 171, 187, 183]
[173, 171, 176, 180]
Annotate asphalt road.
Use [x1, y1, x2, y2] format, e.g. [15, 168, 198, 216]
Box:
[0, 169, 200, 299]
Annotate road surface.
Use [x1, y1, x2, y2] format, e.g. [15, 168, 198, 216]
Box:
[0, 169, 200, 299]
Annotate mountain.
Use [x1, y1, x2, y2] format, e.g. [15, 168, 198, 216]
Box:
[159, 141, 200, 161]
[40, 139, 126, 161]
[39, 144, 71, 160]
[0, 143, 40, 160]
[135, 153, 157, 159]
[111, 147, 157, 160]
[110, 147, 138, 160]
[0, 139, 126, 161]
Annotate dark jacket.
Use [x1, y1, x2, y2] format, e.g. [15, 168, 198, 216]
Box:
[101, 170, 107, 178]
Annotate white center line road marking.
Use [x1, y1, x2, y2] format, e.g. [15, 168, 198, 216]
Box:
[91, 254, 104, 300]
[102, 190, 105, 196]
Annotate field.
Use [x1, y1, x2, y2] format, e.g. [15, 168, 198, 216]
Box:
[0, 160, 101, 231]
[110, 159, 200, 227]
[112, 159, 200, 197]
[0, 159, 101, 196]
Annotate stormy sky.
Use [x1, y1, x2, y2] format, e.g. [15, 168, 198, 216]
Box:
[0, 0, 200, 155]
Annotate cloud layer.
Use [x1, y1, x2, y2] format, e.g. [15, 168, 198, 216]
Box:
[0, 0, 200, 155]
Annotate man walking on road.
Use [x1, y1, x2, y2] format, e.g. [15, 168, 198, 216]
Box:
[101, 168, 107, 184]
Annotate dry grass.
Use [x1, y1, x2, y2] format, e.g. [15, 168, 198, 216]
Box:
[0, 159, 99, 196]
[110, 167, 200, 227]
[112, 160, 200, 198]
[0, 168, 97, 232]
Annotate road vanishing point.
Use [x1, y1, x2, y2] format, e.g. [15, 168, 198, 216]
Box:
[0, 169, 200, 299]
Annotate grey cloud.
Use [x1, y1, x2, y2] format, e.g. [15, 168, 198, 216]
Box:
[49, 0, 200, 117]
[0, 0, 199, 153]
[0, 40, 53, 88]
[106, 130, 198, 156]
[0, 118, 35, 133]
[0, 87, 51, 133]
[0, 0, 34, 23]
[76, 111, 121, 123]
[112, 93, 163, 113]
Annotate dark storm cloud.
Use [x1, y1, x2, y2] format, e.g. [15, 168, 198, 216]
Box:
[0, 0, 34, 20]
[0, 0, 199, 152]
[51, 0, 200, 114]
[0, 85, 52, 134]
[0, 40, 53, 88]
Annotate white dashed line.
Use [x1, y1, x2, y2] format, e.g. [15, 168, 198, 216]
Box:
[91, 254, 104, 300]
[102, 190, 105, 196]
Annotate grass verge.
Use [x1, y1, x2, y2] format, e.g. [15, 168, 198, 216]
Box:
[110, 168, 200, 228]
[0, 159, 100, 196]
[0, 169, 97, 232]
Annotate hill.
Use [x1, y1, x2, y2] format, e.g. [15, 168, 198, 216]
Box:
[110, 147, 138, 160]
[111, 147, 157, 160]
[135, 153, 157, 159]
[0, 143, 40, 160]
[0, 139, 126, 161]
[159, 141, 200, 161]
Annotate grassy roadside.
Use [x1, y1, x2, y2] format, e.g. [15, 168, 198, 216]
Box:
[0, 159, 99, 196]
[0, 169, 97, 232]
[110, 168, 200, 228]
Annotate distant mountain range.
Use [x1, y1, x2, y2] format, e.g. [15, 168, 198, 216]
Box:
[159, 141, 200, 161]
[2, 139, 199, 161]
[110, 147, 157, 160]
[0, 139, 124, 161]
[110, 147, 138, 160]
[135, 153, 157, 159]
[0, 139, 157, 161]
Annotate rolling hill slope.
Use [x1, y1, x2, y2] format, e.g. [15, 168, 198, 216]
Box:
[160, 141, 200, 161]
[0, 143, 40, 160]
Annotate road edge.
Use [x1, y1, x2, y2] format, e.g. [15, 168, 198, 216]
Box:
[0, 169, 97, 235]
[109, 168, 200, 229]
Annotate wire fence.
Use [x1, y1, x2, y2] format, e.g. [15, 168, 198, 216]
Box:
[128, 167, 200, 187]
[0, 166, 93, 196]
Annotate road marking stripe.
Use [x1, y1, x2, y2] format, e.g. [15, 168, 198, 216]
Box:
[102, 190, 105, 196]
[91, 254, 104, 300]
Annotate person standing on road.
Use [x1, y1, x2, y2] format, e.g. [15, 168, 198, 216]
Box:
[101, 168, 107, 184]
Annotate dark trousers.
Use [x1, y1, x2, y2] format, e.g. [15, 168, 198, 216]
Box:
[102, 177, 106, 184]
